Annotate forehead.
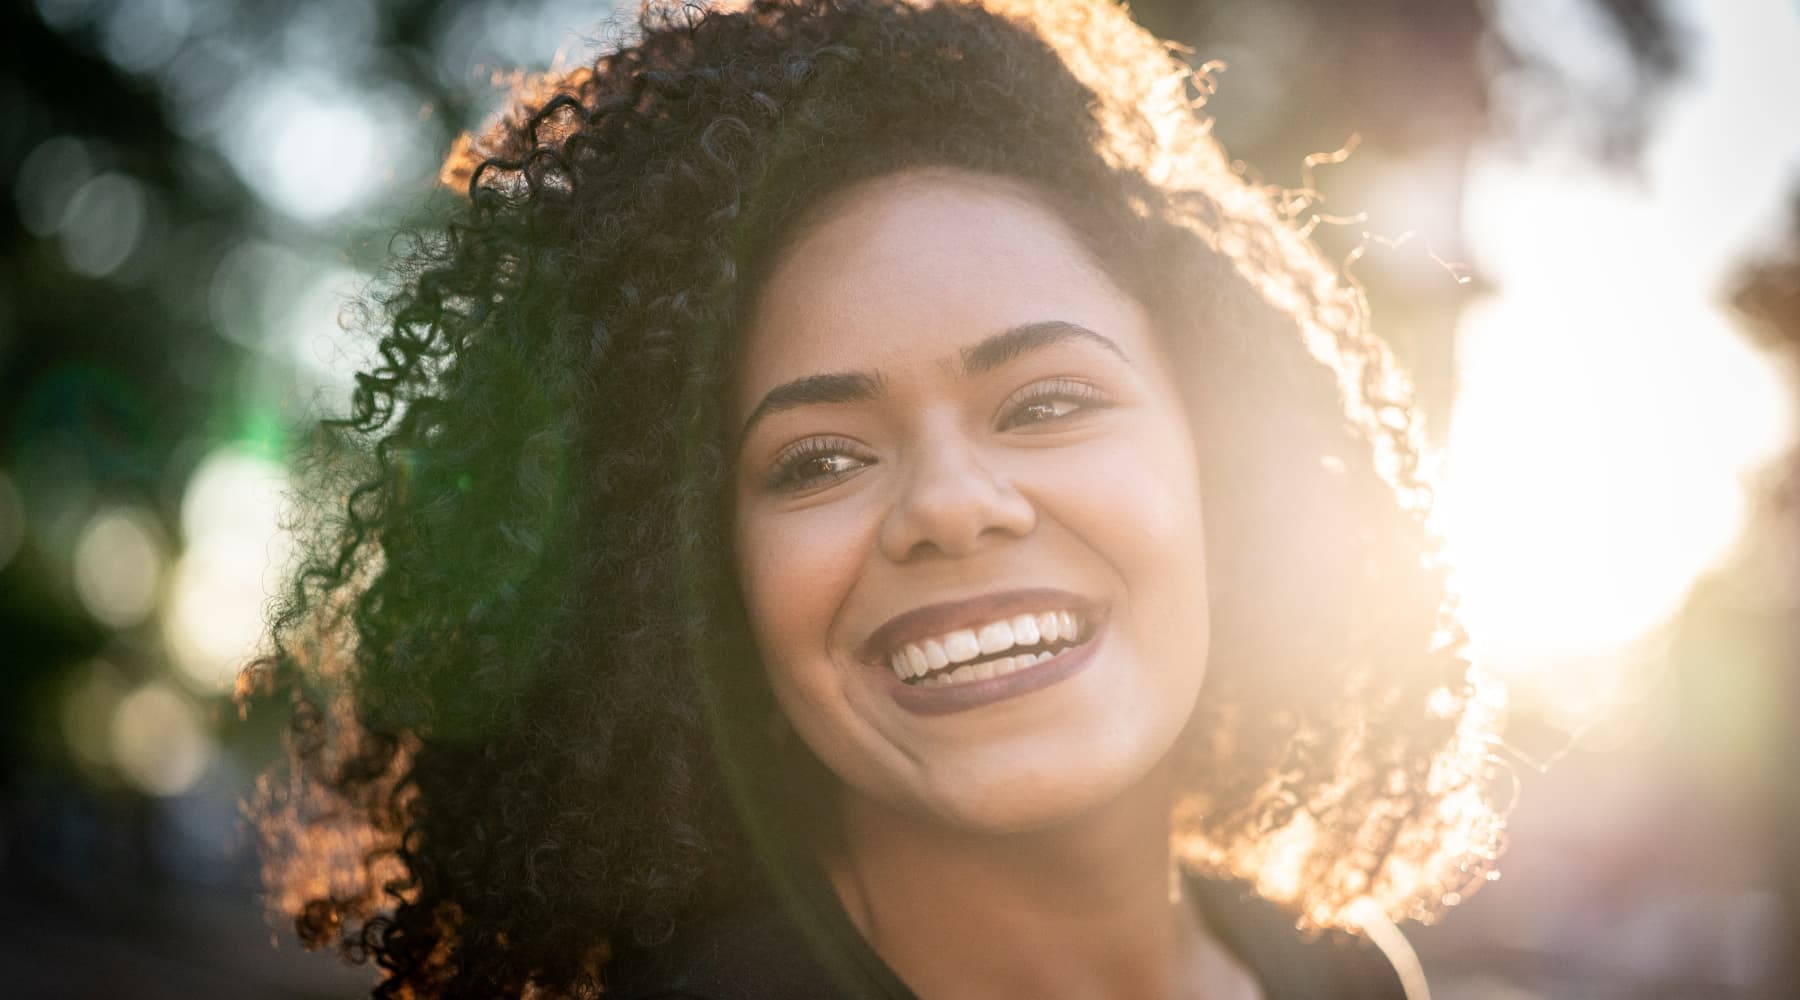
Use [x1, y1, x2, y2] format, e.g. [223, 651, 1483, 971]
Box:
[734, 170, 1151, 405]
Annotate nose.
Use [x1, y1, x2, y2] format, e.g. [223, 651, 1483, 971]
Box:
[878, 432, 1036, 562]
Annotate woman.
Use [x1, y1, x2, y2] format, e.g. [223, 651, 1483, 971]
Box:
[245, 0, 1506, 997]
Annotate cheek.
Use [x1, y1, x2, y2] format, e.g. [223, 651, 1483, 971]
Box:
[1039, 415, 1210, 658]
[734, 498, 877, 689]
[1047, 419, 1206, 563]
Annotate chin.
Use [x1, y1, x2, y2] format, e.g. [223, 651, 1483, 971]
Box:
[906, 743, 1173, 836]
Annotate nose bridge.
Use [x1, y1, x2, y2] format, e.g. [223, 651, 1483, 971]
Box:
[880, 416, 1034, 561]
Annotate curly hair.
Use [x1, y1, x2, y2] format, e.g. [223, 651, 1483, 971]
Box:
[241, 0, 1508, 996]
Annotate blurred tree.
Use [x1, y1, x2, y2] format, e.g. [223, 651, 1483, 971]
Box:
[1, 0, 248, 800]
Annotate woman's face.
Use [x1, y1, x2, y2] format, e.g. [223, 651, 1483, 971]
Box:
[732, 169, 1211, 833]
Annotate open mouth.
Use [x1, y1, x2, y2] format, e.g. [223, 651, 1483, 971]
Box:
[886, 610, 1091, 687]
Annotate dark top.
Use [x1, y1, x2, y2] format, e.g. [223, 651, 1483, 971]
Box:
[604, 867, 1416, 1000]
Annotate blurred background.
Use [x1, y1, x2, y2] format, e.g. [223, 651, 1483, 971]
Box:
[0, 0, 1794, 996]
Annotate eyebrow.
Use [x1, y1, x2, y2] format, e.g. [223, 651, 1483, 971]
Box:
[736, 320, 1128, 444]
[737, 370, 883, 444]
[960, 320, 1129, 374]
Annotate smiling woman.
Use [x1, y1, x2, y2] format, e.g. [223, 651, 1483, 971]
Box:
[243, 1, 1506, 998]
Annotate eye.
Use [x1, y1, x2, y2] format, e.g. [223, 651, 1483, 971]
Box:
[997, 378, 1113, 431]
[767, 436, 875, 492]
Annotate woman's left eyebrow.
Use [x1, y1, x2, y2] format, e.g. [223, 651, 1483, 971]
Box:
[960, 320, 1130, 374]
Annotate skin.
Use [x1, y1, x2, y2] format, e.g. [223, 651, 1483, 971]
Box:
[732, 168, 1256, 998]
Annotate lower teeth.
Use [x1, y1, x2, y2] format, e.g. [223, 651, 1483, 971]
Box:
[910, 647, 1065, 687]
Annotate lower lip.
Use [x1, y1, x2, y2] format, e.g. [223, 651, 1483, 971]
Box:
[881, 624, 1107, 717]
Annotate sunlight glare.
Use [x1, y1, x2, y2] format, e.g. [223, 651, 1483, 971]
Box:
[1441, 0, 1800, 718]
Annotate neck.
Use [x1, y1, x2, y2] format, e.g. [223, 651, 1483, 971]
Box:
[824, 764, 1253, 1000]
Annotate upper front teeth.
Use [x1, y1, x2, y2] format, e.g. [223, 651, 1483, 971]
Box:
[888, 610, 1084, 682]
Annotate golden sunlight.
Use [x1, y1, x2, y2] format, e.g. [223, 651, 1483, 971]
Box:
[1437, 1, 1799, 724]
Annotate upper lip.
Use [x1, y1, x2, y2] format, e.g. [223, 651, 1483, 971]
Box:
[859, 587, 1103, 665]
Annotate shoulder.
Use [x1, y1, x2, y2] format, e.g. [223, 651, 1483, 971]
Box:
[602, 897, 853, 1000]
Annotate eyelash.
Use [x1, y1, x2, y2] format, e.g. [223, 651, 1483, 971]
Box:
[763, 379, 1113, 492]
[767, 436, 874, 491]
[997, 378, 1112, 430]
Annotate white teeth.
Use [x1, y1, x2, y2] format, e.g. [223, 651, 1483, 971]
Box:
[905, 649, 1059, 686]
[904, 645, 929, 678]
[884, 609, 1091, 683]
[923, 638, 949, 670]
[944, 629, 981, 664]
[1010, 614, 1040, 646]
[977, 621, 1014, 655]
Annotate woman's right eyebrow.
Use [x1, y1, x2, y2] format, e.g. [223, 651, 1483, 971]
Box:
[738, 370, 883, 442]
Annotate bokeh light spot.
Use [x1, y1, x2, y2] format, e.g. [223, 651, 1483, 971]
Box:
[110, 682, 211, 797]
[234, 83, 379, 221]
[59, 172, 148, 278]
[72, 505, 166, 630]
[163, 447, 290, 692]
[99, 0, 196, 75]
[165, 547, 272, 692]
[13, 135, 93, 238]
[31, 0, 99, 32]
[208, 240, 309, 350]
[176, 446, 287, 547]
[282, 0, 379, 72]
[61, 658, 130, 773]
[430, 0, 599, 90]
[284, 265, 367, 411]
